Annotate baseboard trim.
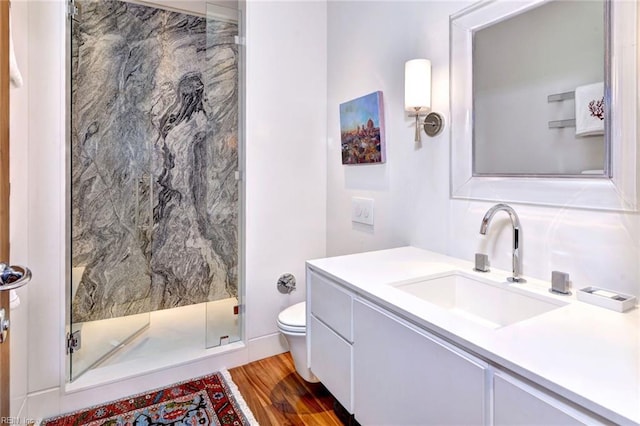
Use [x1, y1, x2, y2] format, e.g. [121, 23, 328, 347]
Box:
[248, 332, 288, 363]
[10, 396, 27, 421]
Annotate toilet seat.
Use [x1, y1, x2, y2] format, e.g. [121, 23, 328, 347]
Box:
[277, 301, 306, 334]
[277, 322, 305, 334]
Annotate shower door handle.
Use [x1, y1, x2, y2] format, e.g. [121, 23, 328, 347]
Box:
[0, 263, 32, 291]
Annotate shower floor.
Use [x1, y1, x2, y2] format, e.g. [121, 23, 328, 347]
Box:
[70, 298, 241, 384]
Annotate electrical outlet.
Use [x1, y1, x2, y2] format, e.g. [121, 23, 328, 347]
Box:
[352, 197, 374, 225]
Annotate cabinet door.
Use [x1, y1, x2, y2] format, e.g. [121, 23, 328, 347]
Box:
[493, 371, 607, 426]
[353, 299, 487, 425]
[309, 316, 353, 412]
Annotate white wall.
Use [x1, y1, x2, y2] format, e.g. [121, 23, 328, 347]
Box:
[244, 0, 327, 356]
[326, 1, 640, 299]
[11, 0, 326, 419]
[326, 1, 458, 256]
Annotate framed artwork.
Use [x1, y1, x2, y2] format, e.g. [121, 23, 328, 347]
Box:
[339, 91, 386, 165]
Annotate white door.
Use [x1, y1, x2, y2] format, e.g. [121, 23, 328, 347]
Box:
[0, 1, 11, 413]
[0, 1, 32, 416]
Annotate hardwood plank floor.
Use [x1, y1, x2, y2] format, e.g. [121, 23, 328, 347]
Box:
[229, 352, 347, 425]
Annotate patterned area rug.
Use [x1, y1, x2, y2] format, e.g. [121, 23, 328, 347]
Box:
[41, 370, 258, 426]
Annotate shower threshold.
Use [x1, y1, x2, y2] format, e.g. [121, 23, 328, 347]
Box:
[67, 299, 243, 391]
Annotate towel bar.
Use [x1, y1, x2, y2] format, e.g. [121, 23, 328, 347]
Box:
[548, 91, 575, 102]
[548, 119, 576, 129]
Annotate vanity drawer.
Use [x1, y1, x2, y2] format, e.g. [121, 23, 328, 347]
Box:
[309, 270, 353, 341]
[309, 315, 353, 413]
[493, 371, 607, 426]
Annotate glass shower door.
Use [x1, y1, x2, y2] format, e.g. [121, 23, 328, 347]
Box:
[204, 3, 242, 348]
[68, 0, 244, 379]
[68, 0, 152, 381]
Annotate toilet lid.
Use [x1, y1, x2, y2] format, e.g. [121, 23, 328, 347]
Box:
[278, 301, 306, 328]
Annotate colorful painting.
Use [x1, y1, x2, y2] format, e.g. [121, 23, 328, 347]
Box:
[340, 91, 386, 165]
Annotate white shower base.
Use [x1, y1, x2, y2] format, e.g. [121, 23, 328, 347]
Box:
[68, 298, 241, 390]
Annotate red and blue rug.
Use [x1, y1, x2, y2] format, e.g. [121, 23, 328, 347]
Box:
[41, 370, 258, 426]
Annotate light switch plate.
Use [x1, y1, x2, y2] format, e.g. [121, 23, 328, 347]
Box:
[351, 197, 374, 225]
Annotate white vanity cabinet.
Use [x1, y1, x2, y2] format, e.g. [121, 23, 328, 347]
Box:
[307, 268, 486, 423]
[307, 269, 354, 412]
[353, 299, 487, 425]
[493, 371, 608, 426]
[307, 265, 618, 425]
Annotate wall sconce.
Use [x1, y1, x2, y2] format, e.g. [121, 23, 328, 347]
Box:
[404, 59, 444, 141]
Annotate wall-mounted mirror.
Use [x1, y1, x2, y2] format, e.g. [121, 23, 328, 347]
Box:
[474, 0, 607, 177]
[450, 0, 637, 211]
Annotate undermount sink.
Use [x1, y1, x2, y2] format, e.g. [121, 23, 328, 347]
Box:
[392, 272, 567, 329]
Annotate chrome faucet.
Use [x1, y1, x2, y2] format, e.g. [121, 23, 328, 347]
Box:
[479, 203, 526, 283]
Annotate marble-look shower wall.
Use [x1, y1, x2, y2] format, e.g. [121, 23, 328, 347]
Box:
[71, 1, 238, 322]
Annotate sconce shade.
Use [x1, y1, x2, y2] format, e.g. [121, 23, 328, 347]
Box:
[404, 59, 431, 112]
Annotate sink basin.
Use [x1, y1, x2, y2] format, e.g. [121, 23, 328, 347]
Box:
[392, 272, 567, 329]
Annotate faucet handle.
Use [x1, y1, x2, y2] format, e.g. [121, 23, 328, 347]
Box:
[474, 253, 490, 272]
[550, 271, 571, 295]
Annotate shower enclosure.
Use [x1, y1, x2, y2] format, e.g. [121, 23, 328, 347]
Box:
[67, 0, 242, 381]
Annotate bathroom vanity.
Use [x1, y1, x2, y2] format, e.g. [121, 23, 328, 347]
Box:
[306, 247, 639, 425]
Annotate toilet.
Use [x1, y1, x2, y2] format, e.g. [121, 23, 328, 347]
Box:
[277, 302, 318, 383]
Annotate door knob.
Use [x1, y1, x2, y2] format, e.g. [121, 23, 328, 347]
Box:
[0, 309, 9, 343]
[0, 263, 32, 291]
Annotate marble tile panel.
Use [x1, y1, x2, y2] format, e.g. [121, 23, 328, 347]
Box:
[71, 0, 238, 322]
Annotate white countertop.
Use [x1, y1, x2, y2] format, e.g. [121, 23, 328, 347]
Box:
[307, 246, 640, 425]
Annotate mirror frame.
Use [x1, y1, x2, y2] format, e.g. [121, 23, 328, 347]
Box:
[450, 0, 638, 211]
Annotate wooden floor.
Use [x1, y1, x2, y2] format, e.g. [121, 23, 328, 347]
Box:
[229, 352, 347, 425]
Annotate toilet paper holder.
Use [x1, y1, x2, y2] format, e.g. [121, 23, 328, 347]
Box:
[277, 273, 296, 294]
